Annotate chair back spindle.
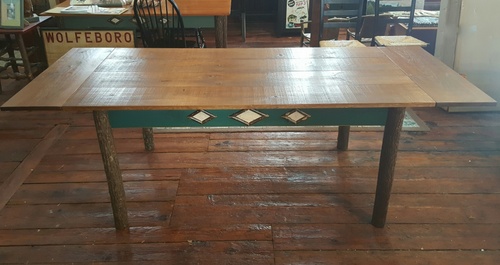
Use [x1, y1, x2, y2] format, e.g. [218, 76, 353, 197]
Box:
[371, 0, 417, 45]
[319, 0, 365, 41]
[133, 0, 188, 48]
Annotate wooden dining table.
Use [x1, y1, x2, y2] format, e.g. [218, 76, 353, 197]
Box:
[1, 46, 495, 231]
[42, 0, 232, 48]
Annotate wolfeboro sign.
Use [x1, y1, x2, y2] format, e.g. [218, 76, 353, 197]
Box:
[43, 30, 135, 65]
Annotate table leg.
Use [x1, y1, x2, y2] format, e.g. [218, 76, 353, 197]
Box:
[241, 11, 246, 42]
[4, 34, 20, 73]
[142, 127, 155, 151]
[214, 16, 228, 48]
[337, 125, 350, 150]
[14, 34, 34, 80]
[371, 107, 405, 228]
[93, 111, 129, 231]
[241, 0, 247, 42]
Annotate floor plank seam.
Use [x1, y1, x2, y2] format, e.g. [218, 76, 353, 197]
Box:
[0, 124, 69, 210]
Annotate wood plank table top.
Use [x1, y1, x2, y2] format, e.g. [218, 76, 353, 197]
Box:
[42, 0, 232, 17]
[2, 47, 495, 111]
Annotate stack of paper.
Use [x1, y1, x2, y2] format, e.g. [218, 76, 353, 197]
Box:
[60, 6, 127, 14]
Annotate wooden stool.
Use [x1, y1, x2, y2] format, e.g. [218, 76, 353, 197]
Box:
[319, 40, 366, 47]
[374, 35, 428, 47]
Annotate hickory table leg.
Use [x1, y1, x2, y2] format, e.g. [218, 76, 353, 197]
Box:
[93, 111, 130, 231]
[371, 107, 406, 228]
[214, 16, 228, 48]
[337, 126, 350, 150]
[142, 127, 155, 151]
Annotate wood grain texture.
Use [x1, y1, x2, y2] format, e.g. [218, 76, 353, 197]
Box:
[1, 47, 455, 111]
[380, 46, 496, 106]
[1, 48, 114, 110]
[4, 46, 495, 112]
[0, 241, 274, 264]
[275, 251, 500, 265]
[1, 18, 499, 264]
[273, 223, 500, 250]
[372, 107, 405, 227]
[0, 125, 68, 209]
[48, 0, 232, 16]
[93, 111, 129, 230]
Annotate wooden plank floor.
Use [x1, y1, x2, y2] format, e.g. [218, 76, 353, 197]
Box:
[0, 17, 499, 264]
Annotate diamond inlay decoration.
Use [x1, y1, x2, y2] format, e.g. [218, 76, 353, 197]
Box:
[108, 17, 123, 25]
[230, 109, 269, 126]
[188, 110, 217, 124]
[282, 109, 311, 124]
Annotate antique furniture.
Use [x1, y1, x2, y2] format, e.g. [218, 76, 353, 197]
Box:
[133, 0, 205, 48]
[370, 0, 417, 45]
[319, 39, 365, 47]
[301, 0, 364, 47]
[0, 16, 51, 88]
[2, 47, 495, 231]
[374, 35, 427, 47]
[40, 0, 228, 64]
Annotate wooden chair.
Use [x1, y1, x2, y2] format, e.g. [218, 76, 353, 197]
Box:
[0, 38, 7, 93]
[347, 13, 394, 44]
[133, 0, 205, 48]
[319, 0, 364, 42]
[133, 0, 205, 151]
[300, 21, 312, 47]
[301, 0, 364, 47]
[370, 0, 417, 46]
[319, 39, 365, 47]
[240, 0, 247, 42]
[374, 35, 428, 47]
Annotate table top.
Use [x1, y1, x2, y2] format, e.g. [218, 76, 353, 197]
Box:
[0, 16, 52, 34]
[42, 0, 232, 17]
[1, 47, 496, 111]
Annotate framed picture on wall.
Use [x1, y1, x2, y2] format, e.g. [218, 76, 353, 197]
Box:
[0, 0, 24, 29]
